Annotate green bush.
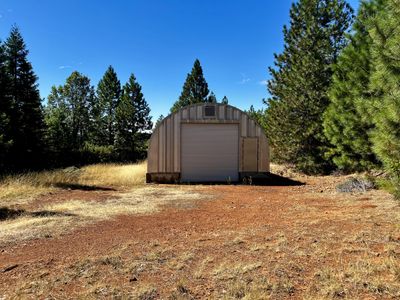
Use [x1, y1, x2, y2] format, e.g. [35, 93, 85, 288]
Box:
[80, 143, 116, 164]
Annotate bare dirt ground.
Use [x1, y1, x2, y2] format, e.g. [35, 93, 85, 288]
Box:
[0, 174, 400, 299]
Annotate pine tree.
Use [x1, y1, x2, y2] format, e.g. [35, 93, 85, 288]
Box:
[0, 40, 12, 171]
[368, 0, 400, 195]
[207, 91, 217, 103]
[45, 71, 95, 154]
[265, 0, 353, 174]
[221, 96, 229, 104]
[155, 114, 164, 128]
[323, 0, 383, 172]
[171, 59, 209, 112]
[247, 104, 268, 129]
[116, 74, 152, 161]
[95, 66, 121, 145]
[4, 26, 46, 169]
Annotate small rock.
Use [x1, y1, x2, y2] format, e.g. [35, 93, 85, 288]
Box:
[129, 276, 138, 282]
[336, 177, 375, 193]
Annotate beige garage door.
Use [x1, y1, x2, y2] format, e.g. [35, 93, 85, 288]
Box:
[181, 124, 239, 182]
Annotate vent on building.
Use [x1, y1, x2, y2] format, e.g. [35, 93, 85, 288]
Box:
[204, 105, 216, 117]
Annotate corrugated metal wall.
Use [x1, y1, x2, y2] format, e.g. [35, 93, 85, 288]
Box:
[147, 103, 270, 174]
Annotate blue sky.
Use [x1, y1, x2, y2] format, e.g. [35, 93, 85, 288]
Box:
[0, 0, 359, 120]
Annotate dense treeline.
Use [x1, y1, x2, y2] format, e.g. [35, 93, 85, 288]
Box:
[0, 26, 228, 173]
[0, 26, 152, 172]
[260, 0, 400, 196]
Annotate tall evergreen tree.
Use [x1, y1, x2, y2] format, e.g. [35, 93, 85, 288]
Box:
[0, 40, 12, 170]
[247, 104, 268, 129]
[95, 66, 121, 145]
[368, 0, 400, 195]
[116, 74, 152, 161]
[171, 59, 209, 112]
[4, 26, 46, 169]
[323, 0, 383, 172]
[265, 0, 353, 174]
[155, 114, 165, 128]
[207, 91, 217, 103]
[45, 71, 95, 154]
[221, 96, 229, 104]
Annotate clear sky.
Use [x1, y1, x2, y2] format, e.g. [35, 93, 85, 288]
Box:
[0, 0, 359, 120]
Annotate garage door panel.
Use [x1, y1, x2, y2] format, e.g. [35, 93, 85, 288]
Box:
[181, 124, 239, 182]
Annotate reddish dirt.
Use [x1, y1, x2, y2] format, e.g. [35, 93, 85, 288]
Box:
[0, 180, 399, 299]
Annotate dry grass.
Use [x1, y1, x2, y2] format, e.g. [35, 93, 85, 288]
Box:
[308, 256, 400, 299]
[0, 186, 207, 246]
[0, 216, 74, 244]
[213, 261, 262, 280]
[46, 186, 206, 221]
[0, 161, 147, 205]
[78, 162, 147, 187]
[0, 161, 152, 245]
[0, 161, 209, 246]
[270, 163, 299, 179]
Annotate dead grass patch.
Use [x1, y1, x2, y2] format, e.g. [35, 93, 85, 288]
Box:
[167, 251, 195, 271]
[47, 186, 206, 219]
[213, 261, 262, 280]
[0, 215, 77, 245]
[0, 161, 147, 205]
[78, 162, 147, 187]
[308, 256, 400, 299]
[0, 186, 207, 246]
[221, 276, 297, 300]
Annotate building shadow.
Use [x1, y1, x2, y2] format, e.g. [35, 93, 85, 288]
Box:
[242, 172, 304, 186]
[157, 172, 305, 186]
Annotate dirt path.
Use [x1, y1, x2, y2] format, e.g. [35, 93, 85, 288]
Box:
[1, 181, 399, 299]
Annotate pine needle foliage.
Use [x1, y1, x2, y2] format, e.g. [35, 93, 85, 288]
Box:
[115, 74, 152, 161]
[171, 59, 209, 113]
[323, 0, 384, 172]
[265, 0, 353, 174]
[368, 0, 400, 196]
[94, 66, 121, 146]
[3, 26, 46, 170]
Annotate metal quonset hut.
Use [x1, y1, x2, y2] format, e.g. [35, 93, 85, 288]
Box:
[146, 103, 270, 183]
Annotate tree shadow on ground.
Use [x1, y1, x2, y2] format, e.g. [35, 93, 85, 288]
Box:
[0, 207, 76, 221]
[0, 207, 24, 220]
[53, 183, 116, 191]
